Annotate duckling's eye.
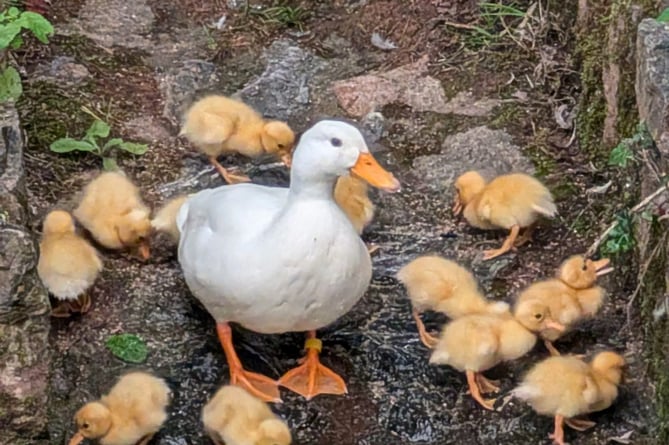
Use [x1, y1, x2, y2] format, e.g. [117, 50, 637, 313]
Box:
[277, 143, 285, 149]
[330, 137, 342, 147]
[82, 422, 89, 429]
[534, 313, 543, 320]
[582, 261, 588, 271]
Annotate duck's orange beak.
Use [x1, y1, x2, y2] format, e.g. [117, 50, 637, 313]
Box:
[68, 432, 84, 445]
[350, 152, 400, 192]
[281, 153, 292, 168]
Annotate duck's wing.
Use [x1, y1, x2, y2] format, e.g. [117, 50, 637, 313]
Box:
[177, 183, 289, 241]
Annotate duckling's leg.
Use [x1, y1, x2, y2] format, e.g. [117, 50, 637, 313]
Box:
[77, 292, 92, 314]
[544, 340, 561, 356]
[565, 417, 596, 431]
[514, 223, 536, 247]
[465, 370, 496, 410]
[135, 433, 155, 445]
[216, 323, 281, 403]
[549, 414, 566, 445]
[482, 225, 520, 260]
[278, 331, 348, 400]
[412, 309, 439, 349]
[475, 373, 501, 394]
[67, 432, 85, 445]
[209, 156, 251, 184]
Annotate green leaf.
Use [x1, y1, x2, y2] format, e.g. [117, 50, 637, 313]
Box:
[0, 23, 21, 49]
[102, 137, 124, 150]
[16, 12, 54, 44]
[118, 142, 148, 155]
[85, 119, 110, 142]
[658, 8, 669, 22]
[608, 143, 634, 167]
[102, 157, 119, 171]
[9, 33, 22, 50]
[7, 8, 20, 19]
[49, 138, 97, 153]
[105, 333, 148, 363]
[0, 66, 22, 102]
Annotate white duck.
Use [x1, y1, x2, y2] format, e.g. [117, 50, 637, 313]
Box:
[177, 120, 400, 403]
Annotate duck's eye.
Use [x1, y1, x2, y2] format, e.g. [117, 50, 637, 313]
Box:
[82, 422, 89, 429]
[534, 313, 543, 320]
[582, 261, 588, 271]
[330, 137, 342, 147]
[278, 143, 285, 149]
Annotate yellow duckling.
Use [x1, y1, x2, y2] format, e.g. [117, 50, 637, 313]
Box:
[37, 210, 103, 317]
[150, 195, 189, 243]
[69, 371, 171, 445]
[514, 351, 625, 445]
[429, 311, 536, 410]
[73, 171, 152, 260]
[397, 255, 509, 348]
[514, 254, 613, 356]
[180, 95, 295, 184]
[202, 385, 291, 445]
[453, 171, 557, 260]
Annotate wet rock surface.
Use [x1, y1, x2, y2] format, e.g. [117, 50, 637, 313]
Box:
[13, 1, 657, 444]
[0, 105, 51, 445]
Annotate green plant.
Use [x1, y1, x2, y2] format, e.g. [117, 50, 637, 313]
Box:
[0, 6, 53, 101]
[601, 211, 635, 255]
[658, 8, 669, 22]
[249, 3, 309, 31]
[105, 333, 148, 364]
[50, 119, 147, 170]
[448, 2, 527, 49]
[608, 121, 652, 168]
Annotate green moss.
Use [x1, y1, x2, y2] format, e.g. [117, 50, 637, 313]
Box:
[17, 81, 92, 151]
[489, 102, 522, 130]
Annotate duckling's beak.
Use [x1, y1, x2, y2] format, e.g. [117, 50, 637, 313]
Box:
[68, 432, 85, 445]
[281, 153, 292, 168]
[593, 258, 614, 276]
[350, 152, 400, 192]
[138, 240, 151, 261]
[545, 319, 566, 332]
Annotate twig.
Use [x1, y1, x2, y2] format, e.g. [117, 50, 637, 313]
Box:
[624, 231, 667, 329]
[586, 183, 669, 257]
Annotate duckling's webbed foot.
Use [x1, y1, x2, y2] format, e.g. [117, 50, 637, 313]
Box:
[77, 293, 92, 314]
[209, 156, 251, 184]
[482, 225, 520, 260]
[216, 323, 282, 403]
[475, 373, 501, 394]
[278, 331, 348, 400]
[50, 300, 73, 318]
[514, 224, 536, 247]
[412, 309, 439, 349]
[465, 370, 496, 411]
[549, 414, 566, 445]
[565, 416, 596, 431]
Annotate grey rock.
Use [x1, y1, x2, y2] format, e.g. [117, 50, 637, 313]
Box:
[0, 105, 51, 445]
[31, 56, 91, 87]
[235, 40, 329, 123]
[62, 0, 154, 49]
[158, 60, 222, 126]
[636, 19, 669, 156]
[124, 116, 172, 144]
[409, 125, 535, 194]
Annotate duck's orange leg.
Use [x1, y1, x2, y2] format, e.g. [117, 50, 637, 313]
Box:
[209, 156, 251, 184]
[465, 370, 496, 410]
[412, 309, 439, 349]
[514, 223, 536, 247]
[549, 414, 566, 445]
[545, 340, 562, 356]
[483, 224, 520, 260]
[278, 331, 348, 400]
[475, 373, 501, 394]
[216, 323, 281, 403]
[565, 416, 596, 431]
